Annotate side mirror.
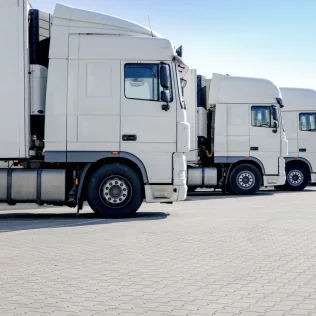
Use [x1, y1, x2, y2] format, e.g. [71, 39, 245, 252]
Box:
[160, 64, 170, 89]
[272, 121, 279, 133]
[161, 90, 171, 103]
[161, 91, 170, 111]
[271, 105, 278, 121]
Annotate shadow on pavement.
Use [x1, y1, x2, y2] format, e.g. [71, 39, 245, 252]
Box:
[186, 188, 315, 201]
[272, 189, 315, 194]
[186, 190, 273, 201]
[0, 211, 169, 233]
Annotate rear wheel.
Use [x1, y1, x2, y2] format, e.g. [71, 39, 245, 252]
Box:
[284, 163, 309, 191]
[229, 164, 261, 195]
[87, 164, 143, 218]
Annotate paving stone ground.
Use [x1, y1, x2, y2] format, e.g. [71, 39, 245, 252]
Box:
[1, 187, 316, 316]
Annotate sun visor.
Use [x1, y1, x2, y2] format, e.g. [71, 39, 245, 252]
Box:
[173, 56, 189, 78]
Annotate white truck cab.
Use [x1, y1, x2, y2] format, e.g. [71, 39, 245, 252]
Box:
[280, 88, 316, 190]
[184, 71, 288, 194]
[0, 1, 190, 217]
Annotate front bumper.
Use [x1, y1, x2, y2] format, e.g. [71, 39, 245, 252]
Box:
[144, 184, 187, 203]
[263, 157, 286, 187]
[144, 153, 188, 203]
[263, 174, 286, 187]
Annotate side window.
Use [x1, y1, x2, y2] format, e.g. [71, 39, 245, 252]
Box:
[299, 113, 316, 131]
[124, 63, 172, 101]
[251, 106, 273, 128]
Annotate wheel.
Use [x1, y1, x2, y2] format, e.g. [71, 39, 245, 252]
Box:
[229, 164, 261, 195]
[87, 164, 143, 218]
[284, 163, 309, 191]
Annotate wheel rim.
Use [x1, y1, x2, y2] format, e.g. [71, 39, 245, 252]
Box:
[99, 176, 132, 208]
[287, 169, 304, 186]
[236, 170, 255, 190]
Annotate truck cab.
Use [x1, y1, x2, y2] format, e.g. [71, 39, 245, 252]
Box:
[184, 71, 288, 194]
[0, 1, 190, 217]
[280, 88, 316, 190]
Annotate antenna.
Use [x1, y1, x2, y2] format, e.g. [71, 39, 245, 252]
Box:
[148, 14, 153, 37]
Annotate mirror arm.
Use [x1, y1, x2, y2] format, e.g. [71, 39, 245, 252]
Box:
[162, 97, 170, 111]
[161, 103, 170, 111]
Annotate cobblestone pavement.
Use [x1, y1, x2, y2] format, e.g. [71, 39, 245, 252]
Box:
[1, 188, 316, 316]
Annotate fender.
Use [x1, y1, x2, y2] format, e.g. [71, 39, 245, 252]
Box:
[214, 156, 266, 177]
[285, 157, 313, 173]
[73, 151, 149, 203]
[120, 152, 149, 183]
[45, 150, 149, 183]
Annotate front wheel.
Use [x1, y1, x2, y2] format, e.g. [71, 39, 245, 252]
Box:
[87, 164, 143, 218]
[284, 164, 309, 191]
[229, 164, 261, 195]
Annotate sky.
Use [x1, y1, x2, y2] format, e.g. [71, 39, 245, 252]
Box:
[30, 0, 316, 89]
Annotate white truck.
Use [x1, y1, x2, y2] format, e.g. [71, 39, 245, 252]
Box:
[183, 70, 288, 194]
[279, 88, 316, 190]
[0, 1, 190, 218]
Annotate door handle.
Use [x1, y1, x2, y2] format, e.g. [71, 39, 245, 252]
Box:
[250, 147, 259, 151]
[299, 148, 307, 152]
[122, 135, 137, 141]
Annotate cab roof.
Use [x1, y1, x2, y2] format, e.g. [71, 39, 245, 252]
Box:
[209, 73, 281, 105]
[280, 88, 316, 111]
[54, 4, 160, 37]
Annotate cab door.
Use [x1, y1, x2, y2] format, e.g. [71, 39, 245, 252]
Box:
[66, 34, 121, 156]
[120, 62, 177, 183]
[298, 112, 316, 170]
[249, 105, 281, 175]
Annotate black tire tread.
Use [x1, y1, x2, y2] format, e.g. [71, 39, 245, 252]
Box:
[284, 163, 309, 191]
[87, 164, 143, 218]
[229, 164, 261, 195]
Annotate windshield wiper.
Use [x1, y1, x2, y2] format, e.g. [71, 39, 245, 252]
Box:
[306, 128, 316, 131]
[257, 123, 271, 127]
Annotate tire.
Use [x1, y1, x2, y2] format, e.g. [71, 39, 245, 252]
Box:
[229, 164, 261, 195]
[87, 164, 143, 218]
[284, 163, 309, 191]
